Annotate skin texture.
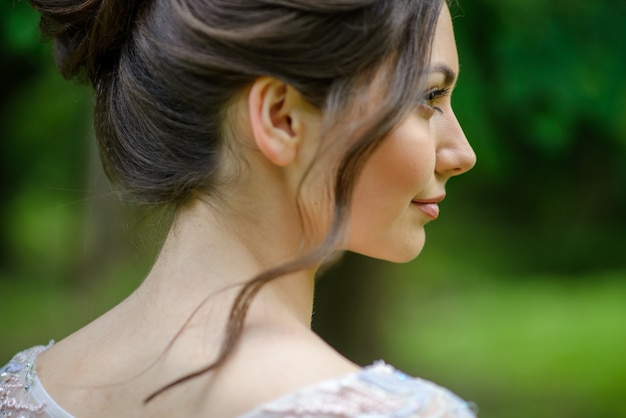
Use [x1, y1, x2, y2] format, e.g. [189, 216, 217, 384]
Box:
[34, 5, 474, 418]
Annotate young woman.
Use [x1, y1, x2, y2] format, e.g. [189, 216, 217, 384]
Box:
[1, 0, 477, 416]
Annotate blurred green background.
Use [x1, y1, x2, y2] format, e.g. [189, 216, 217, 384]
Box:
[1, 1, 625, 417]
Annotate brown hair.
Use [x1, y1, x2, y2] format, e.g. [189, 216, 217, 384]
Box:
[30, 0, 444, 401]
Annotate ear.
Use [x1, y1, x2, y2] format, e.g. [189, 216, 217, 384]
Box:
[248, 77, 305, 167]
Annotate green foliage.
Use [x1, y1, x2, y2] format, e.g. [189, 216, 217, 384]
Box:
[452, 0, 626, 227]
[1, 1, 92, 278]
[1, 1, 42, 54]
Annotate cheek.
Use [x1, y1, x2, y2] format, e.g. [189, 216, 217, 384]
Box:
[347, 119, 435, 256]
[354, 121, 434, 212]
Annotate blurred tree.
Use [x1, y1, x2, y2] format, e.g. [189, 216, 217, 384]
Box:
[1, 2, 93, 281]
[450, 0, 626, 274]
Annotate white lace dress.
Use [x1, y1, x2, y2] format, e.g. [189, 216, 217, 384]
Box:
[1, 344, 477, 418]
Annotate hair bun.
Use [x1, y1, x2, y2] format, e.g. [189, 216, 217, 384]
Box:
[30, 0, 146, 82]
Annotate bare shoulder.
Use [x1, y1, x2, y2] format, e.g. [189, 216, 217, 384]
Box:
[195, 324, 360, 417]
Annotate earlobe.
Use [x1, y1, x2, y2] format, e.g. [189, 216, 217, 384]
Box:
[248, 78, 300, 167]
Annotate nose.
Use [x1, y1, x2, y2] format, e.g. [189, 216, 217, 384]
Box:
[435, 111, 476, 177]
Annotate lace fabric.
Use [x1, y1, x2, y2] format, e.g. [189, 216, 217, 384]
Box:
[240, 361, 477, 418]
[1, 345, 477, 418]
[0, 342, 73, 418]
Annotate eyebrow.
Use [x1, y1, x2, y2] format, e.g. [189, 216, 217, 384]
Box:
[430, 64, 458, 87]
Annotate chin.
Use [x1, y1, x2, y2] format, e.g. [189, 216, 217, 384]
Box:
[381, 243, 426, 263]
[349, 231, 427, 264]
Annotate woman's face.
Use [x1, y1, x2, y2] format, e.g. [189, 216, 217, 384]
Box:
[346, 6, 476, 262]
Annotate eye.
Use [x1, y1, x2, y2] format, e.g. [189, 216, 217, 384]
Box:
[419, 87, 451, 115]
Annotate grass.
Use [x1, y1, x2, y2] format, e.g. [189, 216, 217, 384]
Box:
[371, 216, 626, 418]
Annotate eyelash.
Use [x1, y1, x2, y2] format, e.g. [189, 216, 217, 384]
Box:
[421, 87, 451, 115]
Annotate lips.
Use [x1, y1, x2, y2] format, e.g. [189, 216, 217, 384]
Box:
[411, 195, 445, 220]
[412, 201, 440, 219]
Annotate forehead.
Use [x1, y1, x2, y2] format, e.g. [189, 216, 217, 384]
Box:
[429, 6, 459, 76]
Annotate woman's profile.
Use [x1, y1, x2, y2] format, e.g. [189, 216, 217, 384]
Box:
[1, 0, 477, 417]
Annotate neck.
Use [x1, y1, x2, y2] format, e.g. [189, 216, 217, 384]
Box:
[137, 198, 316, 331]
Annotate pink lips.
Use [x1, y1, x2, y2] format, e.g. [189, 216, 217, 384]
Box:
[411, 196, 445, 220]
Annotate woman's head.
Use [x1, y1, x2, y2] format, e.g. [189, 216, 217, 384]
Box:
[31, 0, 445, 207]
[227, 3, 475, 263]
